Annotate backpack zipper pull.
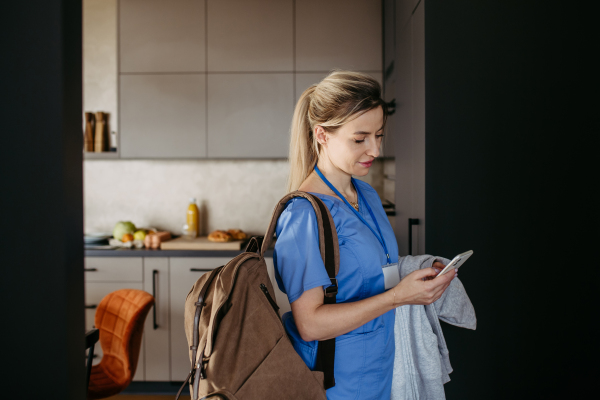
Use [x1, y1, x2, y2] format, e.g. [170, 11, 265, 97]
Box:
[259, 283, 280, 312]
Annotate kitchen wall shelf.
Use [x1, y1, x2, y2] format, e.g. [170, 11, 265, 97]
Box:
[84, 152, 119, 160]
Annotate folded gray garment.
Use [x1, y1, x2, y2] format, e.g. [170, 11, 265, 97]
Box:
[391, 255, 476, 400]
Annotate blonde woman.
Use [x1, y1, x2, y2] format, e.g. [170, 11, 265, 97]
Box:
[273, 71, 456, 399]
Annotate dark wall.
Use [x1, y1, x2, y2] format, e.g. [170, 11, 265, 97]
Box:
[0, 1, 85, 398]
[425, 0, 596, 398]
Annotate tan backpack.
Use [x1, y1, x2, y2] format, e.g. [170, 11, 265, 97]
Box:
[177, 192, 340, 400]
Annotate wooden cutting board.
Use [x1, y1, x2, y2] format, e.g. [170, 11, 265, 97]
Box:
[160, 236, 247, 250]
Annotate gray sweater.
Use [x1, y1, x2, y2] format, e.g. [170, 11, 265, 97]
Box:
[391, 255, 477, 400]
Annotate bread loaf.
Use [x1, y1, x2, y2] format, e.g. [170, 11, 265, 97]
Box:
[227, 229, 248, 240]
[144, 231, 171, 249]
[208, 230, 232, 242]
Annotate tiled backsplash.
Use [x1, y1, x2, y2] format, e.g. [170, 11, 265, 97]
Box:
[84, 159, 387, 236]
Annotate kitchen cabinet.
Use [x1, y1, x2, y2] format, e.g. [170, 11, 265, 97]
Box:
[392, 0, 425, 256]
[207, 73, 293, 158]
[383, 0, 396, 80]
[207, 0, 293, 72]
[120, 74, 207, 158]
[119, 0, 206, 73]
[382, 0, 396, 159]
[295, 0, 382, 72]
[395, 0, 420, 30]
[103, 0, 383, 159]
[142, 258, 170, 381]
[84, 257, 143, 282]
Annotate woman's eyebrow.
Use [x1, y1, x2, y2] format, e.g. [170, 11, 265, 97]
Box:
[353, 127, 384, 135]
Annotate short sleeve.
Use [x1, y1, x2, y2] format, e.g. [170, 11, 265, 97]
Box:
[273, 198, 333, 304]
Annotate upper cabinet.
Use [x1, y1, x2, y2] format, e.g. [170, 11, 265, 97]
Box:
[119, 0, 206, 73]
[207, 0, 293, 72]
[207, 73, 293, 158]
[295, 0, 382, 72]
[120, 74, 207, 158]
[103, 0, 384, 159]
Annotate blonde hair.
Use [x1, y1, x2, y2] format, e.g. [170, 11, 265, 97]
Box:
[287, 70, 387, 192]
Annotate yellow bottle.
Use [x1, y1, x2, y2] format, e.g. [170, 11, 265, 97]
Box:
[187, 198, 199, 238]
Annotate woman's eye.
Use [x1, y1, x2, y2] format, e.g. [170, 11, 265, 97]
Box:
[354, 139, 365, 143]
[376, 134, 384, 139]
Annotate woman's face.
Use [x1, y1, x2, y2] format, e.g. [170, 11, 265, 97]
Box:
[316, 106, 384, 177]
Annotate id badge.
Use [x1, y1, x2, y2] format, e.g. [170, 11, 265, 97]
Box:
[382, 262, 400, 290]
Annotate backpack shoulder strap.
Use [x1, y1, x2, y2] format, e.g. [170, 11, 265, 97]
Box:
[261, 191, 339, 278]
[261, 191, 338, 389]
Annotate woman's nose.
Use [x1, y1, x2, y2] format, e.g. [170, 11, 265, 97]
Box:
[367, 137, 381, 158]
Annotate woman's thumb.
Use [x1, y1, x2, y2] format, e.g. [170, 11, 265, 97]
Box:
[412, 267, 439, 280]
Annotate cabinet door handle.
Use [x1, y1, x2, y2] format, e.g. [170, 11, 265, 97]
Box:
[386, 98, 396, 115]
[85, 304, 97, 309]
[152, 269, 159, 330]
[190, 268, 209, 272]
[84, 268, 97, 272]
[408, 218, 420, 256]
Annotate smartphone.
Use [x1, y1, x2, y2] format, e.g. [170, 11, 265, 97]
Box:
[436, 250, 473, 277]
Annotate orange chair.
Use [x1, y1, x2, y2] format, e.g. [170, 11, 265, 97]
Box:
[87, 289, 154, 399]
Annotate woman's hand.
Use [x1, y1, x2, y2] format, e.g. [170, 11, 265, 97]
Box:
[392, 266, 456, 306]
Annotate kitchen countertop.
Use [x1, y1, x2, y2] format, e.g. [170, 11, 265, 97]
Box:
[85, 248, 274, 258]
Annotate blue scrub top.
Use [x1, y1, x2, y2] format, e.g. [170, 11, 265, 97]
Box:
[273, 179, 399, 400]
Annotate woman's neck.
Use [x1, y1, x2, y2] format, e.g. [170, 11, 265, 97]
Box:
[316, 157, 355, 197]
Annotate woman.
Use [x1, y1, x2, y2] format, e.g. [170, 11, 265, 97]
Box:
[273, 70, 456, 399]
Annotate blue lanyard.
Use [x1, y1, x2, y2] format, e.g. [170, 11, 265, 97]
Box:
[314, 165, 391, 264]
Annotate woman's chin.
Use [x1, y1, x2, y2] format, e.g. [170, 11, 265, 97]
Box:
[351, 166, 370, 177]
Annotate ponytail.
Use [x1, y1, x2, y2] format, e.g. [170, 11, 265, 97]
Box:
[287, 85, 318, 192]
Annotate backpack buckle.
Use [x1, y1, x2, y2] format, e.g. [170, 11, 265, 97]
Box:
[324, 278, 338, 297]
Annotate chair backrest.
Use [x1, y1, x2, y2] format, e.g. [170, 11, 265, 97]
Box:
[94, 289, 154, 383]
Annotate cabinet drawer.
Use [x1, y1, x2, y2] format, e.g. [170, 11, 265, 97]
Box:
[84, 257, 143, 282]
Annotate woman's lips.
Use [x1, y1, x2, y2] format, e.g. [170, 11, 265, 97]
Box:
[359, 160, 373, 168]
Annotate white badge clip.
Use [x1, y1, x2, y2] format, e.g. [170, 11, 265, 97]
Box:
[382, 262, 400, 290]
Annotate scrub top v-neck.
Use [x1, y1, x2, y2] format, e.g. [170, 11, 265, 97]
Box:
[273, 179, 399, 400]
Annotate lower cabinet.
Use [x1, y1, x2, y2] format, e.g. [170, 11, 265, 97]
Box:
[142, 258, 170, 381]
[85, 257, 168, 382]
[85, 255, 285, 382]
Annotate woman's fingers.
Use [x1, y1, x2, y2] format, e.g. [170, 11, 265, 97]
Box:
[425, 269, 455, 303]
[397, 265, 457, 306]
[411, 267, 439, 281]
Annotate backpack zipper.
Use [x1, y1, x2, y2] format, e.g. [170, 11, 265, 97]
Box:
[259, 283, 280, 312]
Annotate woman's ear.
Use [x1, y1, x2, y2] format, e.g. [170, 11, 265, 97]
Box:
[314, 125, 328, 146]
